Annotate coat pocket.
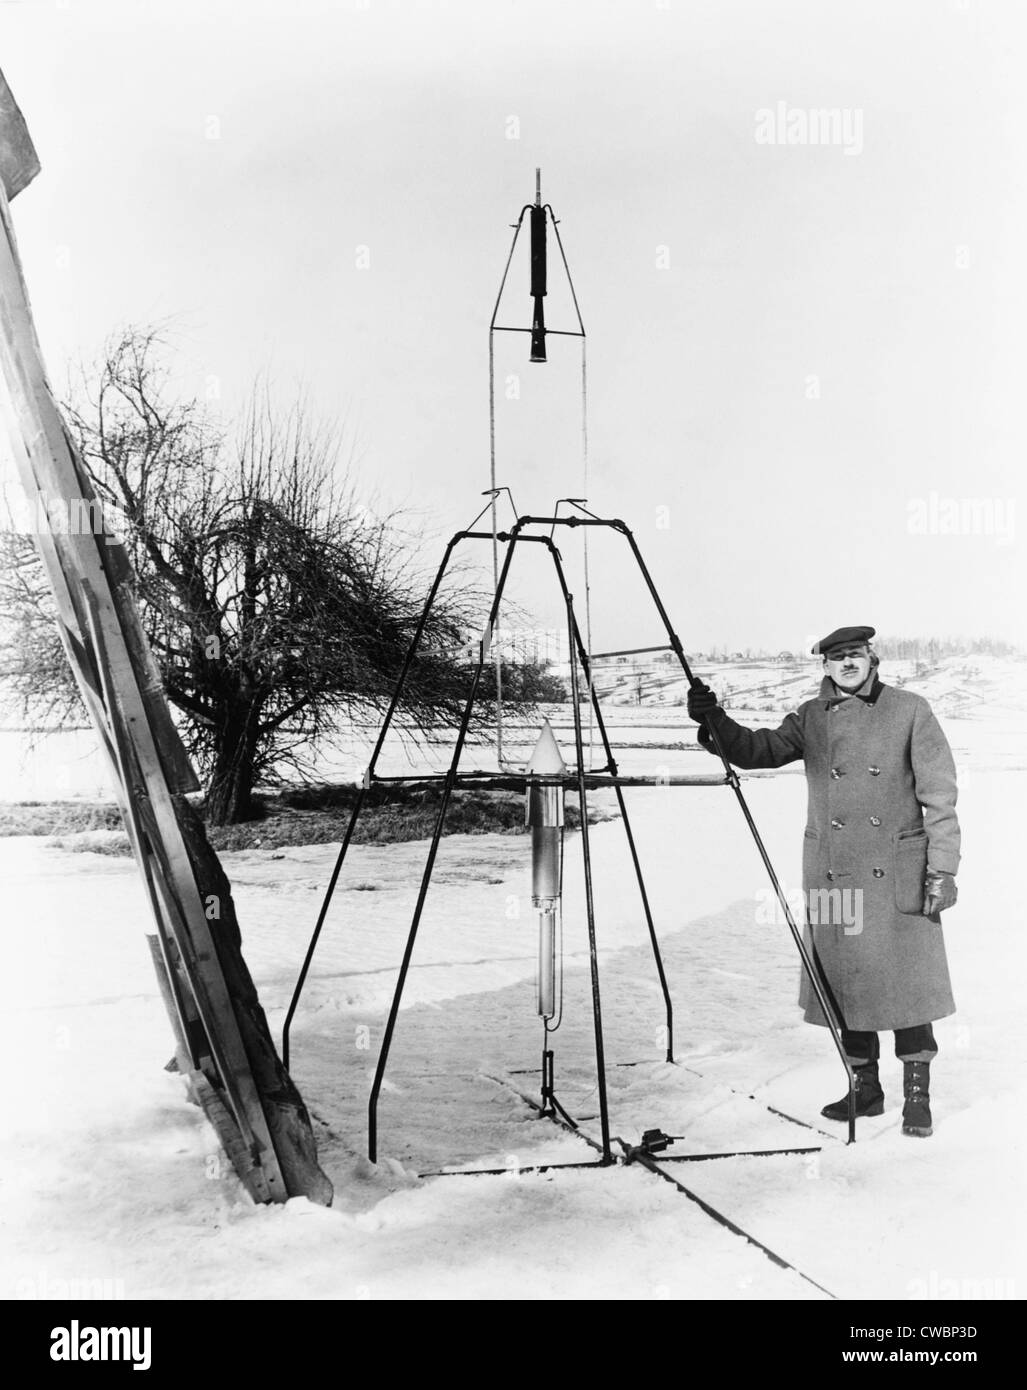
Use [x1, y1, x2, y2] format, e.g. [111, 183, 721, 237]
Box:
[893, 830, 928, 915]
[802, 828, 820, 885]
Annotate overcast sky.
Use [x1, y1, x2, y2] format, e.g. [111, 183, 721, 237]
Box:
[4, 0, 1025, 656]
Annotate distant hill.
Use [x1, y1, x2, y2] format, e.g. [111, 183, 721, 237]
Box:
[570, 652, 1027, 721]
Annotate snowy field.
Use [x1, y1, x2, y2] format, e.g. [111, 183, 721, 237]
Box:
[1, 661, 1025, 1301]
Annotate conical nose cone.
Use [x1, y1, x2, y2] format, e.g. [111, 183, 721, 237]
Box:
[526, 719, 567, 775]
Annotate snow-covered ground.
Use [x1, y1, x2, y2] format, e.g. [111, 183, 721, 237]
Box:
[2, 680, 1025, 1300]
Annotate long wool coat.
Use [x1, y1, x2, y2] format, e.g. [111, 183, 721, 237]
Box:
[698, 676, 960, 1031]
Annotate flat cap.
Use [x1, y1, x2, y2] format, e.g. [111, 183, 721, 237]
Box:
[811, 625, 875, 656]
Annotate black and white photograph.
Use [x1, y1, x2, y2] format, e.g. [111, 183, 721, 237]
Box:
[0, 0, 1023, 1331]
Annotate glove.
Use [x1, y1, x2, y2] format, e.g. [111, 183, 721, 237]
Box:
[923, 870, 957, 916]
[687, 680, 720, 723]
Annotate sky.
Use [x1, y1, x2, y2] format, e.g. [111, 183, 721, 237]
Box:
[2, 0, 1025, 655]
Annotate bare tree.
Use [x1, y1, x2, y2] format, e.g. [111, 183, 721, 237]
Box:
[36, 328, 481, 823]
[0, 331, 574, 821]
[0, 523, 83, 730]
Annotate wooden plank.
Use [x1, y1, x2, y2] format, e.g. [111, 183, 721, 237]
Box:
[0, 169, 331, 1206]
[0, 67, 39, 199]
[0, 191, 198, 794]
[77, 548, 280, 1202]
[81, 586, 199, 1078]
[0, 292, 201, 1077]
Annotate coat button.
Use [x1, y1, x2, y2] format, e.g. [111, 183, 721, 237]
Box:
[869, 816, 881, 826]
[868, 766, 881, 776]
[830, 818, 844, 829]
[872, 867, 885, 878]
[826, 871, 835, 881]
[830, 767, 844, 779]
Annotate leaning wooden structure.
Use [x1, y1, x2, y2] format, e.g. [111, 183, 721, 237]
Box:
[0, 70, 331, 1206]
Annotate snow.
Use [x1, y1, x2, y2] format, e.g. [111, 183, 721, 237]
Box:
[1, 697, 1025, 1300]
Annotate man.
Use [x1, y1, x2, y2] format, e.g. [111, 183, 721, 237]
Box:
[687, 626, 959, 1138]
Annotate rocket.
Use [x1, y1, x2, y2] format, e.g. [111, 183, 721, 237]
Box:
[525, 719, 566, 1017]
[529, 172, 547, 362]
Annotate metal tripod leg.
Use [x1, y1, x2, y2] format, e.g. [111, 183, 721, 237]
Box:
[548, 543, 675, 1062]
[564, 589, 614, 1164]
[367, 535, 523, 1163]
[615, 520, 857, 1142]
[283, 532, 464, 1072]
[282, 788, 365, 1073]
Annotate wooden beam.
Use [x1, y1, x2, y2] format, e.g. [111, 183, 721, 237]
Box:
[0, 147, 331, 1206]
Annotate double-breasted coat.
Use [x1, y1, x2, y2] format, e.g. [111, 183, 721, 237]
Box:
[698, 676, 960, 1031]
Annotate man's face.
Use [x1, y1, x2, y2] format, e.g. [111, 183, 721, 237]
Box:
[824, 643, 872, 691]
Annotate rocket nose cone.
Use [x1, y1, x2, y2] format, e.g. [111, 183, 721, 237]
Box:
[526, 719, 567, 775]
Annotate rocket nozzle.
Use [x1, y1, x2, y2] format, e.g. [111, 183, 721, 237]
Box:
[530, 300, 547, 363]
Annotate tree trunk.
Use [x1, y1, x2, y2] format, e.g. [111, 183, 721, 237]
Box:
[206, 712, 259, 825]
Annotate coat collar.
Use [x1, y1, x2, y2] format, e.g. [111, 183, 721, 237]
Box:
[819, 673, 884, 708]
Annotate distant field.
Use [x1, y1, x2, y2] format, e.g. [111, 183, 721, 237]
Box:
[585, 652, 1027, 722]
[2, 653, 1025, 803]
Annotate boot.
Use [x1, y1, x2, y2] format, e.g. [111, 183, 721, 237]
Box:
[902, 1060, 933, 1137]
[821, 1060, 884, 1122]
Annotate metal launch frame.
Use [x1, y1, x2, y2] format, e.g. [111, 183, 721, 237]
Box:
[283, 504, 859, 1165]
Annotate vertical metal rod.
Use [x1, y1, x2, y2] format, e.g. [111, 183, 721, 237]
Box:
[548, 544, 675, 1060]
[579, 335, 595, 766]
[488, 333, 504, 765]
[615, 522, 856, 1139]
[545, 211, 593, 761]
[565, 589, 613, 1163]
[368, 533, 523, 1163]
[487, 209, 529, 768]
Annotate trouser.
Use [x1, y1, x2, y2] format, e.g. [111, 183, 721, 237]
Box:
[841, 1024, 937, 1066]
